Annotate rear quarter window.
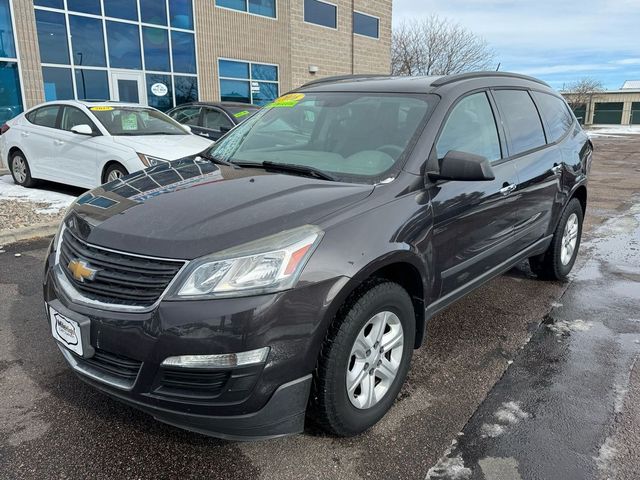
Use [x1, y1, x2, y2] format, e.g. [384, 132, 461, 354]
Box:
[26, 106, 60, 128]
[493, 90, 546, 156]
[531, 91, 574, 143]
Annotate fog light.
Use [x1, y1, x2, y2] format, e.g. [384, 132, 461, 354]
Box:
[161, 347, 270, 369]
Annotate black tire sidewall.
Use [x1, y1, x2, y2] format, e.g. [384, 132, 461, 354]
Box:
[552, 199, 583, 278]
[324, 283, 415, 434]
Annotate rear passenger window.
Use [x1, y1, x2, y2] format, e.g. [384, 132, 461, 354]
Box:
[436, 92, 501, 161]
[531, 92, 574, 143]
[493, 90, 546, 156]
[28, 106, 60, 128]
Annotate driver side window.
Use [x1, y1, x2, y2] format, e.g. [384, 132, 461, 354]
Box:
[61, 107, 97, 132]
[436, 92, 502, 162]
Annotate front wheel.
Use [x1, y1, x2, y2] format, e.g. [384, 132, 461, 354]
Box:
[103, 163, 128, 184]
[530, 198, 583, 280]
[309, 281, 415, 436]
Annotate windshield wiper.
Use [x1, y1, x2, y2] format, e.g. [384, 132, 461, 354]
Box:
[199, 151, 238, 168]
[234, 161, 336, 181]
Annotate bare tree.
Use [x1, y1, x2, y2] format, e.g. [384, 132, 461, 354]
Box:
[391, 16, 496, 76]
[562, 77, 605, 110]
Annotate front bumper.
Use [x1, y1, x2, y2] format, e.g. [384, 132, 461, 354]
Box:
[44, 248, 345, 440]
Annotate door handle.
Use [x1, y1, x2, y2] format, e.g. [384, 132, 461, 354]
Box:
[551, 164, 563, 175]
[500, 183, 517, 196]
[54, 139, 65, 146]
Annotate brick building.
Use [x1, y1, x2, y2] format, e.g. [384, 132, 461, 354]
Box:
[0, 0, 392, 123]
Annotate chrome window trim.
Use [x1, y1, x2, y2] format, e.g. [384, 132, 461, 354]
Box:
[54, 224, 190, 313]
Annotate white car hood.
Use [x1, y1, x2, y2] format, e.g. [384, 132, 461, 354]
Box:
[112, 134, 213, 160]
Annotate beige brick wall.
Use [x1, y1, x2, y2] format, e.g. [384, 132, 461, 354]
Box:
[353, 0, 392, 75]
[11, 0, 44, 109]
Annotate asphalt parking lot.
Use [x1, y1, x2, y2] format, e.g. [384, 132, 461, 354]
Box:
[1, 134, 639, 479]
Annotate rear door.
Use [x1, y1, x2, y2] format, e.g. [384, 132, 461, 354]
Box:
[492, 89, 562, 251]
[200, 107, 234, 140]
[429, 91, 520, 297]
[54, 106, 100, 188]
[20, 105, 62, 180]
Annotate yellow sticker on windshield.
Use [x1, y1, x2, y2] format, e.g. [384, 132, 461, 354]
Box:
[90, 106, 114, 111]
[266, 93, 305, 108]
[233, 110, 250, 118]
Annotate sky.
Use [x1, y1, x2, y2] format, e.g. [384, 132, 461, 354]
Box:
[392, 0, 640, 90]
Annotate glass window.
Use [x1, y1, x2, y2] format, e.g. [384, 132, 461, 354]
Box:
[169, 0, 194, 29]
[493, 90, 546, 156]
[0, 0, 16, 58]
[117, 79, 140, 103]
[42, 67, 73, 101]
[34, 0, 63, 8]
[252, 82, 278, 106]
[171, 31, 196, 73]
[140, 0, 167, 25]
[169, 106, 201, 125]
[174, 76, 198, 105]
[353, 12, 378, 38]
[69, 15, 106, 67]
[532, 92, 574, 143]
[30, 105, 60, 128]
[89, 107, 187, 136]
[104, 0, 138, 21]
[35, 10, 69, 65]
[146, 73, 173, 111]
[217, 0, 246, 11]
[106, 21, 142, 70]
[219, 59, 249, 79]
[61, 106, 96, 132]
[205, 93, 436, 183]
[75, 69, 109, 100]
[251, 64, 277, 81]
[67, 0, 101, 15]
[304, 0, 336, 29]
[0, 62, 22, 123]
[220, 79, 250, 103]
[436, 92, 501, 161]
[203, 108, 232, 130]
[249, 0, 276, 17]
[143, 27, 170, 71]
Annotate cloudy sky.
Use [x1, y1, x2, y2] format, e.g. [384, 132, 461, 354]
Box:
[393, 0, 639, 90]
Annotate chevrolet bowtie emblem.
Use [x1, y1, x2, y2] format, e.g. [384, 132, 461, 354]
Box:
[67, 259, 99, 283]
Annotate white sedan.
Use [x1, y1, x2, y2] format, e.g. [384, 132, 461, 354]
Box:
[0, 101, 214, 189]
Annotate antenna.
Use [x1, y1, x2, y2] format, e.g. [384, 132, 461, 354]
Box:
[496, 63, 501, 72]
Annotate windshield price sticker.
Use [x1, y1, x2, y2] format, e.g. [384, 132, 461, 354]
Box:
[266, 93, 305, 108]
[121, 114, 138, 131]
[234, 110, 250, 118]
[90, 106, 114, 111]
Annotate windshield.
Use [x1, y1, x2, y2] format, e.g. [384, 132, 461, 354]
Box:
[89, 106, 187, 136]
[205, 92, 437, 183]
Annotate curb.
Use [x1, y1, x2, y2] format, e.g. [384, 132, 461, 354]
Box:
[0, 222, 59, 246]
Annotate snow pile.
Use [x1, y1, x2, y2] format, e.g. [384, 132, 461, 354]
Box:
[587, 125, 640, 138]
[0, 175, 76, 214]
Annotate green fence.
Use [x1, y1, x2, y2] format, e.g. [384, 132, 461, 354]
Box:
[593, 102, 623, 125]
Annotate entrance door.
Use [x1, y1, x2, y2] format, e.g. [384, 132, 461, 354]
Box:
[111, 71, 146, 105]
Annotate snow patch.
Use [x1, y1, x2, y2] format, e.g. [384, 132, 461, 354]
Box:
[0, 175, 75, 213]
[481, 401, 530, 438]
[587, 125, 640, 137]
[480, 423, 506, 438]
[426, 454, 471, 480]
[547, 319, 593, 336]
[594, 437, 617, 474]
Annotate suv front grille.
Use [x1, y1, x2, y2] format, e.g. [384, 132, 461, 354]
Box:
[59, 229, 185, 307]
[77, 348, 142, 382]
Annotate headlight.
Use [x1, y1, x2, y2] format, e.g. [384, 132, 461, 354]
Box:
[137, 152, 170, 167]
[172, 225, 323, 298]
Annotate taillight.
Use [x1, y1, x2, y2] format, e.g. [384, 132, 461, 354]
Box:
[0, 124, 9, 135]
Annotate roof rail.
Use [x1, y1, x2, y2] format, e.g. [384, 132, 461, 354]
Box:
[431, 71, 550, 88]
[300, 74, 390, 88]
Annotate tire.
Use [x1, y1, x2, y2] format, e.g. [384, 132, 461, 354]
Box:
[103, 163, 128, 184]
[529, 198, 583, 280]
[309, 281, 415, 436]
[9, 150, 37, 187]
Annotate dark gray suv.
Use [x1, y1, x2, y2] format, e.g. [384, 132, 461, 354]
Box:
[44, 72, 591, 440]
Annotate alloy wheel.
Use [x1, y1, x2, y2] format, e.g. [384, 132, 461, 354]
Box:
[346, 311, 404, 409]
[561, 212, 579, 265]
[12, 156, 27, 184]
[107, 169, 124, 182]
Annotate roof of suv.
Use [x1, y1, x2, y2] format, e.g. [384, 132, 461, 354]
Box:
[297, 72, 553, 94]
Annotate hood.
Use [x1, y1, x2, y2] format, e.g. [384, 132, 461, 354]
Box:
[112, 134, 213, 160]
[68, 158, 374, 259]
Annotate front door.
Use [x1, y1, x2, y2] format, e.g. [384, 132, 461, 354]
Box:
[111, 71, 146, 105]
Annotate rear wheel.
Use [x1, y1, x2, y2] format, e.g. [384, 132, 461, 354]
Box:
[9, 150, 37, 187]
[529, 198, 583, 280]
[103, 163, 128, 184]
[309, 281, 415, 436]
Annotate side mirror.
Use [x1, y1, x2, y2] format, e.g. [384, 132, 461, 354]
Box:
[428, 151, 495, 182]
[70, 124, 94, 136]
[182, 124, 192, 133]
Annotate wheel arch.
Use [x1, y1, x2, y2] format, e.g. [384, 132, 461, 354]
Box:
[571, 184, 587, 216]
[101, 160, 128, 183]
